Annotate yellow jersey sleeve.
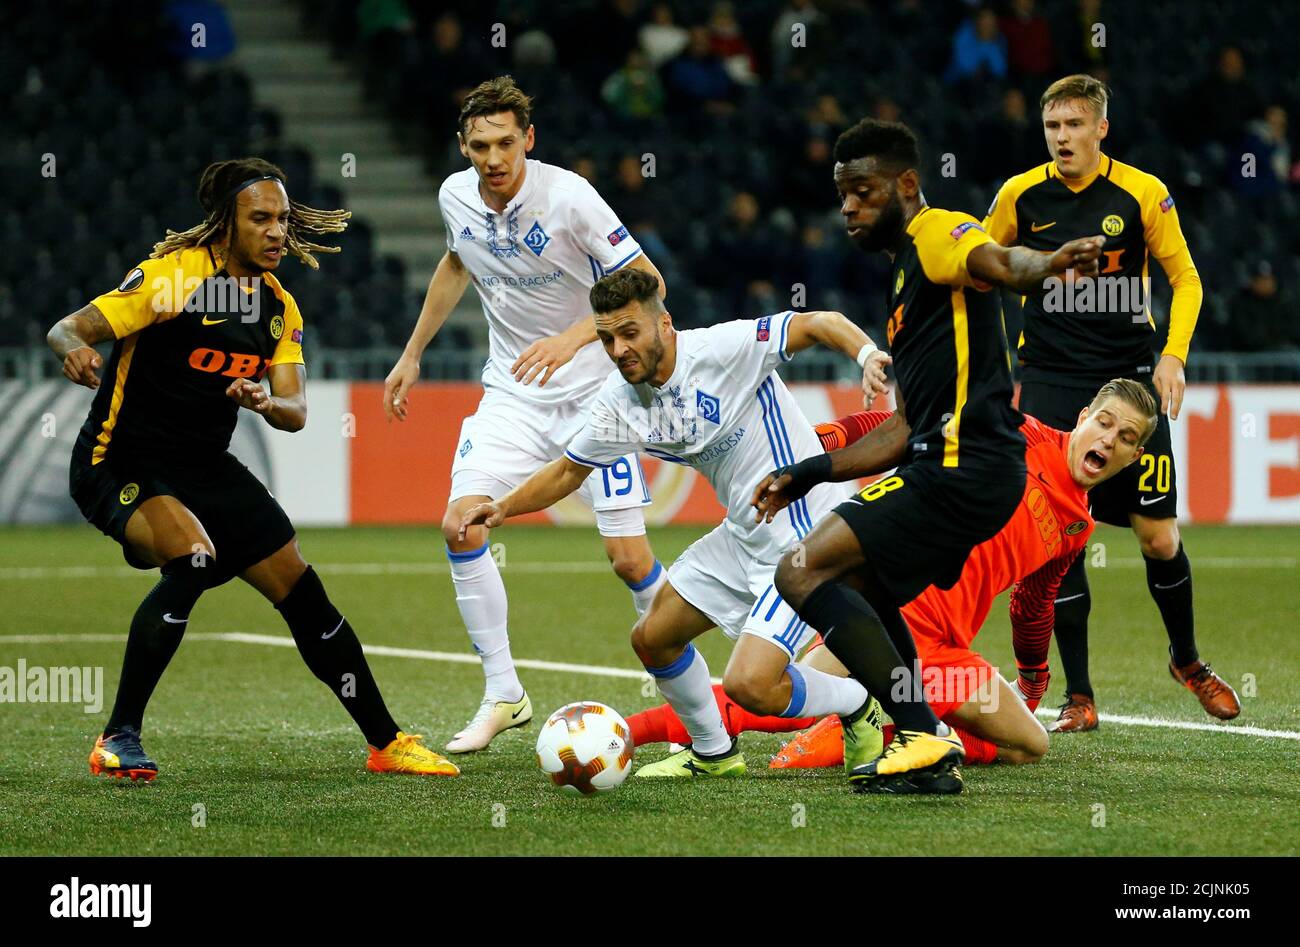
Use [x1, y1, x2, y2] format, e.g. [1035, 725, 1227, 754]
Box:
[90, 252, 192, 338]
[912, 209, 995, 289]
[269, 291, 305, 367]
[1138, 175, 1202, 363]
[981, 179, 1020, 246]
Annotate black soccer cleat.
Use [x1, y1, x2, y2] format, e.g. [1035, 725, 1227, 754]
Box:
[89, 725, 158, 782]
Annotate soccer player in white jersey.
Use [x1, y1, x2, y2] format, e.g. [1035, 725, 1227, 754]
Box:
[383, 77, 670, 753]
[459, 269, 895, 777]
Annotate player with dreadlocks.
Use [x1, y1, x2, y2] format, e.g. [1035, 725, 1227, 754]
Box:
[47, 158, 460, 781]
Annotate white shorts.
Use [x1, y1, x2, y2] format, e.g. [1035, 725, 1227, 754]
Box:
[450, 387, 652, 537]
[667, 522, 818, 659]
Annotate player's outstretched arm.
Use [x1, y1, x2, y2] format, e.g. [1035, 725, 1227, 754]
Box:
[227, 364, 307, 432]
[457, 456, 593, 539]
[383, 249, 471, 421]
[46, 303, 116, 389]
[752, 411, 912, 523]
[783, 310, 891, 399]
[967, 236, 1105, 293]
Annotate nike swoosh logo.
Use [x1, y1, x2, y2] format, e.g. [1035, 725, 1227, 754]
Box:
[162, 613, 188, 624]
[1153, 576, 1190, 590]
[1031, 221, 1057, 232]
[321, 618, 344, 640]
[512, 706, 527, 719]
[201, 316, 227, 326]
[1054, 593, 1086, 604]
[1139, 495, 1167, 506]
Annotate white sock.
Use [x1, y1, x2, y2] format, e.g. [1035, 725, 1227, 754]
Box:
[626, 560, 666, 618]
[783, 663, 869, 718]
[645, 644, 731, 756]
[448, 543, 522, 702]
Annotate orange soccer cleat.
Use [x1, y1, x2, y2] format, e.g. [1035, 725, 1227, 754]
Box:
[1048, 693, 1099, 732]
[1169, 659, 1241, 720]
[769, 716, 845, 769]
[367, 732, 460, 776]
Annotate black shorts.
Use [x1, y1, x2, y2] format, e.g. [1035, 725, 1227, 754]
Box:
[69, 450, 296, 579]
[832, 458, 1027, 607]
[1019, 379, 1176, 526]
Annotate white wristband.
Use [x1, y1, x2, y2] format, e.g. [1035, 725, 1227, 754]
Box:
[856, 342, 878, 368]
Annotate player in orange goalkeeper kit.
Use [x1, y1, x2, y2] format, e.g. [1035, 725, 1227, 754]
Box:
[628, 378, 1159, 773]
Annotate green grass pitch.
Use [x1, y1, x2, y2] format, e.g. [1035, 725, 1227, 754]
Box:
[1, 523, 1296, 856]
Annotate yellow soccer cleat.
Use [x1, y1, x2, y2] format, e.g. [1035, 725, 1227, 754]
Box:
[367, 732, 460, 776]
[635, 740, 746, 778]
[841, 696, 885, 774]
[848, 726, 964, 794]
[446, 692, 533, 754]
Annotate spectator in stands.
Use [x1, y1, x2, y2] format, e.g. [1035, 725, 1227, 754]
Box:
[782, 135, 835, 217]
[973, 87, 1042, 184]
[1177, 45, 1263, 148]
[871, 96, 903, 124]
[602, 49, 666, 121]
[1234, 105, 1295, 197]
[610, 153, 656, 229]
[785, 220, 845, 302]
[700, 191, 783, 316]
[410, 12, 481, 131]
[709, 2, 759, 85]
[640, 3, 690, 68]
[1232, 261, 1296, 355]
[165, 0, 237, 64]
[771, 0, 825, 74]
[1054, 0, 1108, 75]
[944, 7, 1008, 85]
[1000, 0, 1054, 85]
[665, 26, 738, 115]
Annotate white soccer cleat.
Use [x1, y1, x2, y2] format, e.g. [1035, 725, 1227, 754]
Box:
[445, 692, 533, 753]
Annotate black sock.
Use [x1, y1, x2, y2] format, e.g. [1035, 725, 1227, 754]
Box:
[106, 553, 217, 736]
[797, 579, 940, 733]
[1052, 553, 1093, 699]
[276, 566, 400, 748]
[1145, 542, 1198, 667]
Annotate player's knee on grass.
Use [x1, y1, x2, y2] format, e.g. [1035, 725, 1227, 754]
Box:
[1001, 725, 1049, 765]
[1134, 518, 1180, 560]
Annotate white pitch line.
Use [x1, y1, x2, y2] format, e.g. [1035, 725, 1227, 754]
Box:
[0, 556, 1295, 581]
[1, 631, 1295, 741]
[1028, 706, 1298, 740]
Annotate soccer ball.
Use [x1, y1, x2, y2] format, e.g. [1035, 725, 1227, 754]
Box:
[535, 701, 634, 795]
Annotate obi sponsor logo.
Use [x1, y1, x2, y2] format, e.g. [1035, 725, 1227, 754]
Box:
[188, 348, 271, 379]
[49, 877, 151, 927]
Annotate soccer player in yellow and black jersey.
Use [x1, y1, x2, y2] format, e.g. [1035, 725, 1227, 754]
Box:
[983, 75, 1240, 729]
[46, 157, 458, 780]
[765, 118, 1103, 793]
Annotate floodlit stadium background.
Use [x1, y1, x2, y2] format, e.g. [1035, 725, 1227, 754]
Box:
[3, 0, 1299, 527]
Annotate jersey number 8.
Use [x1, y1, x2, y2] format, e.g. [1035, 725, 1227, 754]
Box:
[859, 475, 904, 502]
